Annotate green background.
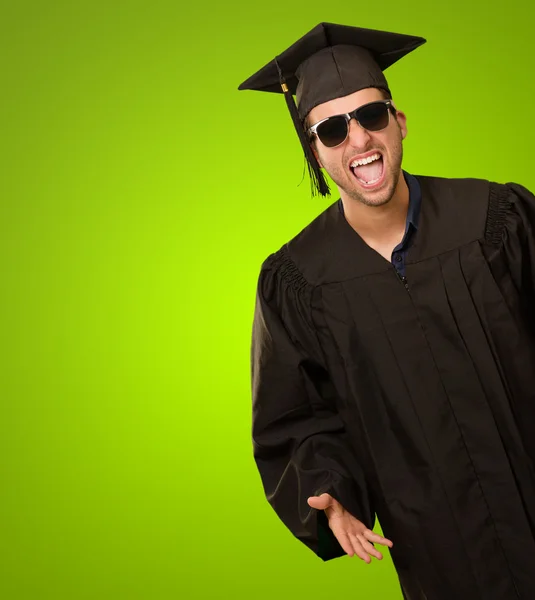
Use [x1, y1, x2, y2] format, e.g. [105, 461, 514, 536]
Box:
[2, 1, 534, 598]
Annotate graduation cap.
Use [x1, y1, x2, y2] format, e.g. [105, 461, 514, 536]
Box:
[238, 22, 426, 196]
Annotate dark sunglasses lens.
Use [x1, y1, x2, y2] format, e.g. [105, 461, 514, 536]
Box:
[316, 116, 348, 147]
[358, 102, 390, 131]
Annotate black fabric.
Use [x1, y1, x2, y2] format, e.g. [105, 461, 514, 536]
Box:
[295, 45, 389, 120]
[251, 248, 375, 560]
[238, 22, 426, 119]
[251, 175, 535, 599]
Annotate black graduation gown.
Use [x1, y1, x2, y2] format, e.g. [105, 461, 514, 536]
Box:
[251, 175, 535, 600]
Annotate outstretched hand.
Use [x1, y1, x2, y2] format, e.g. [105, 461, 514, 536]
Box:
[307, 493, 393, 563]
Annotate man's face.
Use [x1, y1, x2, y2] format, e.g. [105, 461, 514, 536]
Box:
[306, 87, 407, 207]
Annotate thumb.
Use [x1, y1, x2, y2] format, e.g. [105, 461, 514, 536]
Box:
[307, 493, 334, 510]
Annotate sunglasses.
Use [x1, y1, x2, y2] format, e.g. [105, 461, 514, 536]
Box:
[307, 100, 396, 148]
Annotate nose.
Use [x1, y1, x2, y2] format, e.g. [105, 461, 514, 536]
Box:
[346, 116, 371, 148]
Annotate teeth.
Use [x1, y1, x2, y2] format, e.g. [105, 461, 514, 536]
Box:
[350, 153, 381, 168]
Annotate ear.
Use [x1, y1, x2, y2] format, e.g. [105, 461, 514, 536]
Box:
[395, 110, 408, 140]
[311, 140, 324, 168]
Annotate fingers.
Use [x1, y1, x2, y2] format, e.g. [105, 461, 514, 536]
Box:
[357, 534, 384, 561]
[332, 527, 393, 563]
[348, 534, 372, 563]
[331, 527, 384, 563]
[363, 528, 394, 548]
[307, 493, 333, 511]
[347, 533, 389, 563]
[336, 532, 359, 558]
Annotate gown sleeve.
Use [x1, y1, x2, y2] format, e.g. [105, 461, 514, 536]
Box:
[492, 181, 535, 308]
[251, 247, 374, 561]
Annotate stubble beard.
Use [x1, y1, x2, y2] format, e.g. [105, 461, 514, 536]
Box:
[322, 128, 404, 208]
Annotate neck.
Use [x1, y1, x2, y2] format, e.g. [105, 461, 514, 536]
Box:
[340, 171, 410, 245]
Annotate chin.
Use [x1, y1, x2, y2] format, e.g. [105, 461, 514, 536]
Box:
[347, 176, 395, 207]
[358, 192, 393, 207]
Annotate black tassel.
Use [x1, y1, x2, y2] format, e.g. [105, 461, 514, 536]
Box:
[275, 59, 330, 198]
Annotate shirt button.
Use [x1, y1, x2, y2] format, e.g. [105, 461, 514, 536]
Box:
[395, 255, 402, 262]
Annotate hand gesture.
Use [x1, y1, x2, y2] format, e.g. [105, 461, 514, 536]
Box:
[307, 493, 393, 563]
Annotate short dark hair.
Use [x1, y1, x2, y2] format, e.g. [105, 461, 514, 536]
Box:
[378, 87, 392, 100]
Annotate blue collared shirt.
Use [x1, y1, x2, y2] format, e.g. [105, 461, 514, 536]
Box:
[338, 170, 421, 278]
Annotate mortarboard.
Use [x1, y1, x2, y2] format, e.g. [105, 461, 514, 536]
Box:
[238, 22, 426, 196]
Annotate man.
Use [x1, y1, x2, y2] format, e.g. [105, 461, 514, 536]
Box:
[239, 22, 535, 600]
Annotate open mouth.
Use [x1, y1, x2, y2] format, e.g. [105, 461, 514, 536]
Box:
[350, 152, 385, 188]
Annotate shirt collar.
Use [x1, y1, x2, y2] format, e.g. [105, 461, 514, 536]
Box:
[404, 170, 421, 231]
